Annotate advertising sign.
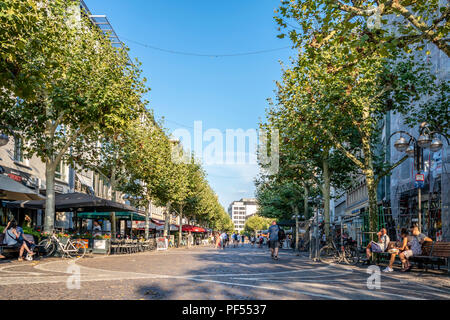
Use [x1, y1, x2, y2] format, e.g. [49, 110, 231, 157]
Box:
[156, 237, 168, 251]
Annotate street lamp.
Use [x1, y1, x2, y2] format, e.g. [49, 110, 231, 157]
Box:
[389, 122, 448, 233]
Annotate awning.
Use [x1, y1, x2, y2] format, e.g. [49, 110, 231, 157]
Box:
[182, 225, 206, 233]
[0, 174, 44, 201]
[155, 224, 179, 231]
[6, 192, 136, 212]
[76, 211, 146, 220]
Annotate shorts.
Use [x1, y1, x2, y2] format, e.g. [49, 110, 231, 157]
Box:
[369, 241, 383, 253]
[403, 250, 414, 259]
[269, 240, 279, 249]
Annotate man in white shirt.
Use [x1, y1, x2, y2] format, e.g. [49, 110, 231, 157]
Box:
[365, 228, 390, 263]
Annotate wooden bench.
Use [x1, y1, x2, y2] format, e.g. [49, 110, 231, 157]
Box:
[410, 241, 450, 273]
[0, 233, 38, 258]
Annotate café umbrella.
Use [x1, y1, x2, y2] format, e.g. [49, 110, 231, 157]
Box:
[6, 192, 136, 212]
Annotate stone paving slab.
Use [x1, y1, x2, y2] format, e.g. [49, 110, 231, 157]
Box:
[0, 245, 449, 300]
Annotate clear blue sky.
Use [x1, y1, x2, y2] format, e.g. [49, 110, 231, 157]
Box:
[85, 0, 294, 209]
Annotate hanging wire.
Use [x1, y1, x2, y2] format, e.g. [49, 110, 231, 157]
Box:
[120, 36, 292, 58]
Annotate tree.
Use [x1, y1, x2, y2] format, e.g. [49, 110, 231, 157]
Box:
[275, 0, 450, 56]
[2, 2, 147, 232]
[244, 215, 272, 236]
[279, 38, 436, 233]
[121, 113, 172, 240]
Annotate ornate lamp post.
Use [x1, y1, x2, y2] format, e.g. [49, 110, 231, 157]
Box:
[389, 123, 448, 232]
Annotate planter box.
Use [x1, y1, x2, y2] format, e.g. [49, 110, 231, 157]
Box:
[92, 239, 111, 255]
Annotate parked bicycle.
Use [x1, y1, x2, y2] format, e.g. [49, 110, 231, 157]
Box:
[319, 237, 360, 265]
[37, 231, 86, 259]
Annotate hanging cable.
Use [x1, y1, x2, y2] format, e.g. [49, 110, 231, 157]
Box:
[120, 36, 292, 57]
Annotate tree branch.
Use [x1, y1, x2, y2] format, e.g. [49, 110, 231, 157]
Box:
[375, 154, 409, 185]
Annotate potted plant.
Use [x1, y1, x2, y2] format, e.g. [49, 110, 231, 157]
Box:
[92, 234, 111, 255]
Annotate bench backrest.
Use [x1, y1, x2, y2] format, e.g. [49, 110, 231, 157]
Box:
[421, 241, 433, 256]
[431, 242, 450, 258]
[24, 234, 35, 244]
[0, 232, 35, 245]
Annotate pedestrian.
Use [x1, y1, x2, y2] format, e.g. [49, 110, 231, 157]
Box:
[220, 232, 227, 250]
[250, 235, 256, 247]
[268, 221, 281, 260]
[241, 234, 245, 247]
[215, 233, 221, 249]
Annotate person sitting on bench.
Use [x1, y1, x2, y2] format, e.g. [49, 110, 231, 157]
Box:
[3, 220, 35, 261]
[365, 228, 390, 264]
[398, 224, 432, 272]
[383, 228, 409, 273]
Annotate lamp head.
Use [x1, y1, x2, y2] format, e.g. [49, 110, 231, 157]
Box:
[394, 136, 409, 152]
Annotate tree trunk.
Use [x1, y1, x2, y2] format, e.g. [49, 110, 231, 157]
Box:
[294, 206, 299, 253]
[110, 169, 117, 240]
[145, 203, 150, 240]
[366, 172, 378, 235]
[304, 186, 309, 219]
[164, 202, 171, 237]
[179, 204, 183, 247]
[44, 161, 56, 233]
[322, 159, 331, 238]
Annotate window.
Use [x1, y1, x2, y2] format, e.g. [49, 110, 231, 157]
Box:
[14, 138, 23, 163]
[55, 161, 64, 179]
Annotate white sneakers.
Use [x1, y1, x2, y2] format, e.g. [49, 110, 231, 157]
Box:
[383, 266, 393, 272]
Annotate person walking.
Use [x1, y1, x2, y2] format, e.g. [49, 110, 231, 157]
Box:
[220, 232, 227, 250]
[215, 232, 221, 249]
[268, 221, 280, 260]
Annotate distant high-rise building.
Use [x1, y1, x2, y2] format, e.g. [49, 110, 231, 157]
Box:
[228, 198, 258, 232]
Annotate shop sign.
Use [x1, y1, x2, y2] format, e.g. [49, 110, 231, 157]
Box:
[8, 173, 22, 182]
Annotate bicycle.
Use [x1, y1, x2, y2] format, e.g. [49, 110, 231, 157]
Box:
[319, 238, 360, 265]
[37, 231, 87, 259]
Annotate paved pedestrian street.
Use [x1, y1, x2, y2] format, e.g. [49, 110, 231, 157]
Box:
[0, 245, 449, 300]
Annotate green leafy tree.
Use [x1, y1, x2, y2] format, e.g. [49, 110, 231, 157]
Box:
[275, 0, 449, 56]
[1, 2, 147, 232]
[244, 215, 272, 236]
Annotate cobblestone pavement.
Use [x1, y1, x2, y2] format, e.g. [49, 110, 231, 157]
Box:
[0, 245, 449, 300]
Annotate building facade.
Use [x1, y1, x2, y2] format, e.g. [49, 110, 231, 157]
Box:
[228, 198, 259, 233]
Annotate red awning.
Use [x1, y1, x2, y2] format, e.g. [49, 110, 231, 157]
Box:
[182, 225, 206, 233]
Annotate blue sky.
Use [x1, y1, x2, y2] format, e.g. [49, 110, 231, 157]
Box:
[84, 0, 294, 209]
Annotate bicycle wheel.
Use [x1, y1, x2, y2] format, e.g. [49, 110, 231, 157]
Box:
[37, 239, 57, 257]
[319, 245, 338, 264]
[66, 240, 86, 259]
[345, 247, 361, 265]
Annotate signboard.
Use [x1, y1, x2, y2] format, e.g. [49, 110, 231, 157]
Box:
[415, 174, 425, 189]
[7, 173, 22, 182]
[93, 239, 106, 250]
[415, 174, 425, 182]
[156, 237, 168, 251]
